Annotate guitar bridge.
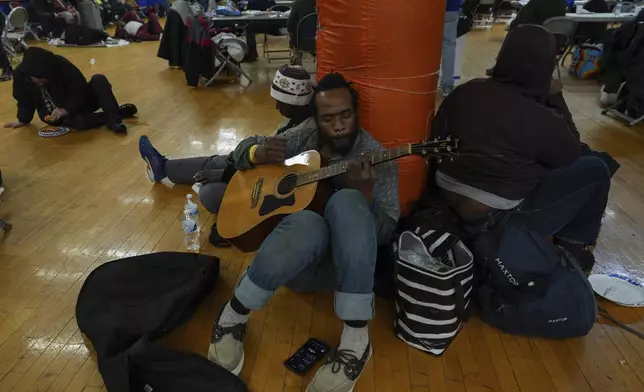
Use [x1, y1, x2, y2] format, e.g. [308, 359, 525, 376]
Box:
[251, 177, 263, 209]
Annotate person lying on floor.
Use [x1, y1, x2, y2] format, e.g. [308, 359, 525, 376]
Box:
[115, 9, 163, 41]
[3, 47, 137, 133]
[137, 64, 313, 244]
[207, 72, 399, 392]
[432, 25, 615, 274]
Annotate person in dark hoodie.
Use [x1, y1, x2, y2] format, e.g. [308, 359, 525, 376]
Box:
[432, 25, 614, 273]
[3, 47, 137, 133]
[509, 0, 567, 30]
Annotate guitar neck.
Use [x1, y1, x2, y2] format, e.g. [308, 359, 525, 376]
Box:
[296, 144, 412, 186]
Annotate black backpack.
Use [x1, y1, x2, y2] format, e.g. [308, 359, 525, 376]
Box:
[472, 222, 597, 339]
[76, 252, 248, 392]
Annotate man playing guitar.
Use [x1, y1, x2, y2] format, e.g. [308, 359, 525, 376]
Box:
[208, 73, 399, 392]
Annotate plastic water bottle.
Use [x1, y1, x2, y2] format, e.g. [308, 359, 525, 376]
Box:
[184, 194, 200, 231]
[182, 209, 200, 252]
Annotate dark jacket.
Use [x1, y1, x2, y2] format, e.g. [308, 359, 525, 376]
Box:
[13, 47, 93, 124]
[184, 15, 214, 87]
[287, 0, 315, 36]
[433, 25, 581, 201]
[510, 0, 567, 30]
[157, 9, 187, 67]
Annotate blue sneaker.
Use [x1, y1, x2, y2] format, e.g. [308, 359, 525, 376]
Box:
[139, 135, 167, 182]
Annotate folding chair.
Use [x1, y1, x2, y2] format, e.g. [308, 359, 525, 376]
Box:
[602, 82, 644, 126]
[204, 38, 253, 87]
[292, 11, 317, 66]
[542, 16, 578, 78]
[263, 5, 291, 63]
[2, 6, 30, 62]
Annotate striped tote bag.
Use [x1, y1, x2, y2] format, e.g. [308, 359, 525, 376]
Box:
[393, 228, 474, 355]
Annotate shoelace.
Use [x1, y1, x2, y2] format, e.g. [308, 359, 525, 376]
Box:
[328, 349, 358, 374]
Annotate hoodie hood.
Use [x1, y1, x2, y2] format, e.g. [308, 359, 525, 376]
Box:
[18, 47, 61, 79]
[492, 24, 557, 102]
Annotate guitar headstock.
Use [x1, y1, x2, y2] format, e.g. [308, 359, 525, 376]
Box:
[411, 136, 459, 158]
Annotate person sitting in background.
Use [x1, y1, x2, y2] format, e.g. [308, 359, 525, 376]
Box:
[433, 25, 614, 274]
[0, 13, 13, 82]
[243, 0, 277, 60]
[3, 47, 137, 133]
[208, 73, 399, 392]
[486, 0, 567, 75]
[115, 9, 162, 41]
[577, 0, 609, 43]
[137, 65, 313, 245]
[47, 0, 81, 25]
[440, 0, 461, 96]
[509, 0, 567, 30]
[286, 0, 315, 45]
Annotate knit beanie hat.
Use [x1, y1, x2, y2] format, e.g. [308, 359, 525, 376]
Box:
[270, 65, 314, 106]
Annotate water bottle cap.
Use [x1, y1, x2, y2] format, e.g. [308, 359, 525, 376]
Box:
[186, 194, 193, 200]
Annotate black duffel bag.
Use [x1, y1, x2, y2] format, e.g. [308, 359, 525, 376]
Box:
[76, 251, 248, 392]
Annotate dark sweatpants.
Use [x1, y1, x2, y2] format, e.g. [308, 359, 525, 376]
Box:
[165, 155, 230, 214]
[463, 155, 612, 246]
[55, 74, 122, 130]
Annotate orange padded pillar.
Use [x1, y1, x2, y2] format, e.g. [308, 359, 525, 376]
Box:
[316, 0, 445, 215]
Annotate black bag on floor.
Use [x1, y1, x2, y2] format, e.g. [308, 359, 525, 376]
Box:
[472, 222, 597, 339]
[76, 252, 248, 392]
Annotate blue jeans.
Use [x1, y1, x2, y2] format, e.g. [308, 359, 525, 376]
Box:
[440, 11, 460, 90]
[234, 189, 378, 321]
[463, 155, 611, 244]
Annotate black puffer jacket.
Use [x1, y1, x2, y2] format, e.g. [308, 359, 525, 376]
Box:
[12, 47, 92, 124]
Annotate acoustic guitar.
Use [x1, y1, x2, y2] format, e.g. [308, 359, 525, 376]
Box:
[216, 137, 459, 252]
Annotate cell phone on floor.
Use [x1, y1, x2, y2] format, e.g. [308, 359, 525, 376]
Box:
[284, 338, 330, 375]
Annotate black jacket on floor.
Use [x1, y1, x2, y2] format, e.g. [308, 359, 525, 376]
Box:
[12, 47, 94, 124]
[157, 9, 187, 67]
[184, 15, 214, 87]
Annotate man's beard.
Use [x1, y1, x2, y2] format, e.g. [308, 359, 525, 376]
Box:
[316, 121, 359, 157]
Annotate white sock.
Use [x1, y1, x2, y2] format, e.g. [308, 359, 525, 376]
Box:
[217, 301, 250, 328]
[338, 325, 369, 358]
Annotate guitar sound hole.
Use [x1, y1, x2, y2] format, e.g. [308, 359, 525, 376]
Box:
[277, 173, 297, 196]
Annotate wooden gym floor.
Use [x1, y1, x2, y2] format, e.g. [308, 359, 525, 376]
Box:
[0, 25, 643, 392]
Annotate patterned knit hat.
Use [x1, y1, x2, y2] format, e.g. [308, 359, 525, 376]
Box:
[270, 65, 314, 106]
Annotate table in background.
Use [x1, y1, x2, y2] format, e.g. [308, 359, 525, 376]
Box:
[210, 14, 289, 25]
[564, 12, 637, 22]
